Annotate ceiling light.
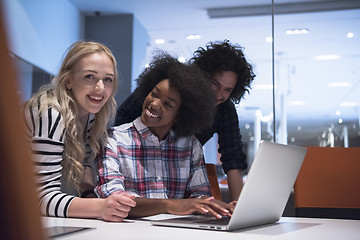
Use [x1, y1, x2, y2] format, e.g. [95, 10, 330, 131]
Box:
[327, 82, 351, 87]
[207, 0, 360, 18]
[336, 110, 341, 116]
[340, 102, 357, 107]
[315, 55, 340, 60]
[178, 56, 186, 63]
[155, 39, 165, 44]
[347, 32, 354, 38]
[285, 28, 309, 35]
[265, 37, 273, 43]
[289, 101, 305, 106]
[338, 118, 343, 124]
[186, 34, 201, 40]
[254, 84, 273, 90]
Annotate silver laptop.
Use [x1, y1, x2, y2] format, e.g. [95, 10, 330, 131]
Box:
[150, 140, 307, 231]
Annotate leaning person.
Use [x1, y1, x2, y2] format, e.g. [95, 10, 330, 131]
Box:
[96, 53, 234, 218]
[24, 41, 135, 221]
[115, 40, 256, 201]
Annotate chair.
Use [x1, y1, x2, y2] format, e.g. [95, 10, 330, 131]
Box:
[0, 2, 45, 238]
[205, 163, 222, 201]
[294, 146, 360, 220]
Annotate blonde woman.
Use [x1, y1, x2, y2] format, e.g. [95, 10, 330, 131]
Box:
[24, 41, 135, 221]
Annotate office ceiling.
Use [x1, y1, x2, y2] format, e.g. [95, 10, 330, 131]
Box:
[69, 0, 360, 146]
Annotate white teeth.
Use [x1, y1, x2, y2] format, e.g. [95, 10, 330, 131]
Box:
[90, 96, 103, 101]
[146, 109, 160, 118]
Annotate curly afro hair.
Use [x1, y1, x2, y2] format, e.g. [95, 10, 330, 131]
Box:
[133, 52, 216, 137]
[189, 40, 256, 104]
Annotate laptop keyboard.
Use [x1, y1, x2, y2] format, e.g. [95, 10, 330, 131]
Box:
[199, 216, 230, 225]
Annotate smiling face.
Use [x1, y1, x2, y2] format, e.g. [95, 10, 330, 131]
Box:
[65, 52, 115, 119]
[141, 79, 181, 140]
[211, 71, 238, 105]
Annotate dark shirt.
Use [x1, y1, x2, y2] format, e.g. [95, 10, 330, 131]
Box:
[114, 93, 247, 173]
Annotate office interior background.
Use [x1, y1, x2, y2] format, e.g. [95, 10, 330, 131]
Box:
[2, 0, 360, 172]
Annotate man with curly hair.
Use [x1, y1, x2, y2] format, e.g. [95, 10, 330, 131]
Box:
[115, 40, 255, 201]
[96, 53, 235, 218]
[189, 40, 255, 201]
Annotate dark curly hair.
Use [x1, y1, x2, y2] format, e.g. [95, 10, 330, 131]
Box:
[189, 40, 256, 104]
[133, 52, 216, 137]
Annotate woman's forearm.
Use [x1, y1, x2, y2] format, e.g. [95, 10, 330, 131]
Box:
[67, 197, 104, 218]
[129, 198, 168, 218]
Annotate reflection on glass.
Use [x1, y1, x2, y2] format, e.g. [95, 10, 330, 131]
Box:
[273, 8, 360, 148]
[12, 2, 360, 177]
[12, 54, 53, 102]
[236, 7, 360, 163]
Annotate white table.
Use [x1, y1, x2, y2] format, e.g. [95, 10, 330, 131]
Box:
[43, 215, 360, 240]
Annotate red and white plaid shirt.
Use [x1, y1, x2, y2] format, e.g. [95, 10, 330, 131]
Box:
[95, 117, 211, 199]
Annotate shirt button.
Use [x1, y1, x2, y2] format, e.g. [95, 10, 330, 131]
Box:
[157, 176, 161, 181]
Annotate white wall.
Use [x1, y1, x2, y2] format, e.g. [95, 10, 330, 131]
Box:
[2, 0, 83, 75]
[131, 16, 149, 92]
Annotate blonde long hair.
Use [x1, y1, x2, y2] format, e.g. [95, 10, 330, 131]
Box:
[25, 41, 119, 191]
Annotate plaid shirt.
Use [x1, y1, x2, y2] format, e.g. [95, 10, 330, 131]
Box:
[115, 94, 247, 174]
[95, 117, 211, 199]
[196, 99, 248, 173]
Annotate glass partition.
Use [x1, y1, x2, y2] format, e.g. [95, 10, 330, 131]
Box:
[12, 1, 360, 182]
[273, 7, 360, 148]
[236, 3, 360, 175]
[144, 1, 275, 173]
[11, 53, 53, 102]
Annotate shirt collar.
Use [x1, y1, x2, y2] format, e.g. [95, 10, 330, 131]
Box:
[133, 117, 176, 142]
[87, 113, 95, 131]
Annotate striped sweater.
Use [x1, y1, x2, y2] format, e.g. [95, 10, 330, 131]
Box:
[24, 97, 95, 217]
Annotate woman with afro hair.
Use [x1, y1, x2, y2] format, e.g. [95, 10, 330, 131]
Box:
[96, 53, 235, 218]
[115, 40, 255, 202]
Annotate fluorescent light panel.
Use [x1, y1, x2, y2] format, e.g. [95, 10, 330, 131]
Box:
[347, 32, 354, 38]
[265, 37, 273, 43]
[315, 55, 340, 60]
[289, 101, 305, 106]
[207, 0, 360, 18]
[328, 82, 351, 87]
[340, 102, 357, 107]
[155, 39, 165, 44]
[254, 84, 273, 90]
[186, 34, 201, 40]
[285, 28, 309, 35]
[177, 57, 186, 63]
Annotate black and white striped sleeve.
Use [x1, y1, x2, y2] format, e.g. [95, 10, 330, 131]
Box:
[25, 104, 75, 217]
